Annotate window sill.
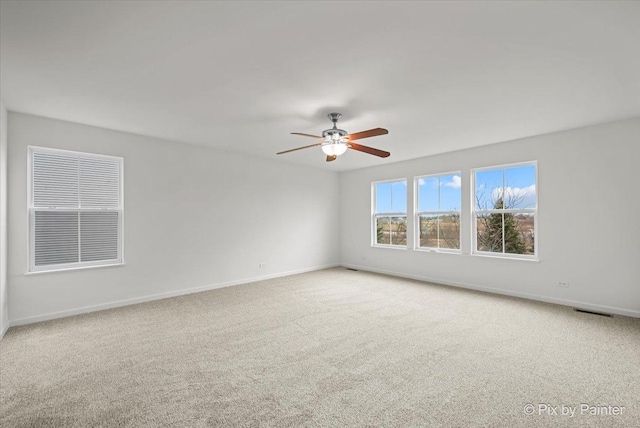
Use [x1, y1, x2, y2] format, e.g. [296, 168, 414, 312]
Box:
[471, 253, 540, 262]
[371, 244, 407, 250]
[25, 261, 125, 275]
[414, 248, 462, 255]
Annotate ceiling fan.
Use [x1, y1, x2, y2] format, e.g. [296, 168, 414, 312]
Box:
[277, 113, 390, 162]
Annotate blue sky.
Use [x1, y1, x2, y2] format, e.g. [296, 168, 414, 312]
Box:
[417, 174, 461, 212]
[475, 164, 536, 209]
[375, 165, 536, 213]
[376, 181, 408, 213]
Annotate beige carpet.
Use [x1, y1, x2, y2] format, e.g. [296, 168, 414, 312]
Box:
[1, 268, 639, 427]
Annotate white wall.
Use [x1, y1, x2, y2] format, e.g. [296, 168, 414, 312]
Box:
[0, 101, 8, 337]
[7, 113, 340, 324]
[340, 118, 640, 317]
[6, 114, 639, 326]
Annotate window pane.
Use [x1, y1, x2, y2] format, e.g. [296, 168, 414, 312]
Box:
[80, 211, 120, 262]
[80, 156, 121, 209]
[34, 211, 79, 266]
[375, 182, 392, 213]
[476, 213, 503, 253]
[506, 213, 535, 255]
[419, 214, 438, 248]
[417, 177, 438, 212]
[440, 174, 461, 211]
[32, 151, 79, 208]
[391, 181, 407, 213]
[390, 216, 407, 245]
[475, 169, 503, 210]
[439, 214, 460, 249]
[376, 216, 390, 245]
[504, 165, 536, 209]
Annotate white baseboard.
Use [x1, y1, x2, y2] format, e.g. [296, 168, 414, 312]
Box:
[8, 262, 637, 330]
[341, 263, 640, 319]
[0, 322, 8, 341]
[8, 263, 339, 327]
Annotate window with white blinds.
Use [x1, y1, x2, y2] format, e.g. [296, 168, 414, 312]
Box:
[28, 147, 123, 272]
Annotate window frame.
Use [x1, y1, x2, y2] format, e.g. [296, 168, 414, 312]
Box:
[27, 146, 125, 273]
[371, 178, 408, 248]
[414, 171, 462, 253]
[471, 161, 538, 260]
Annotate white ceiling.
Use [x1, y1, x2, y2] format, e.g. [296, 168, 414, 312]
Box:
[1, 1, 639, 171]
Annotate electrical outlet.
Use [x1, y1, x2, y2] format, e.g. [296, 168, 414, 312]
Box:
[557, 281, 569, 288]
[259, 263, 266, 269]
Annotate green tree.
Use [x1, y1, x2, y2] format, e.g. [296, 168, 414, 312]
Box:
[481, 198, 526, 253]
[483, 209, 503, 252]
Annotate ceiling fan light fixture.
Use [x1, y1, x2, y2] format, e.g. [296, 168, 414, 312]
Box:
[321, 142, 348, 156]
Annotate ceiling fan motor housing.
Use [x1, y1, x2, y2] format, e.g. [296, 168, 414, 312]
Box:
[322, 128, 348, 140]
[322, 112, 348, 142]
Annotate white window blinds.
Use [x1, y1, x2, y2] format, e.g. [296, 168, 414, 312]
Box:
[29, 147, 123, 272]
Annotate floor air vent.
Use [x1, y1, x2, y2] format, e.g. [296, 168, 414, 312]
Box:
[346, 268, 358, 272]
[575, 309, 612, 317]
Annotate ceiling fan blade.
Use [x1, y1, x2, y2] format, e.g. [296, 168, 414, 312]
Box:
[347, 128, 389, 141]
[326, 155, 337, 162]
[348, 142, 390, 158]
[277, 143, 322, 155]
[291, 132, 323, 139]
